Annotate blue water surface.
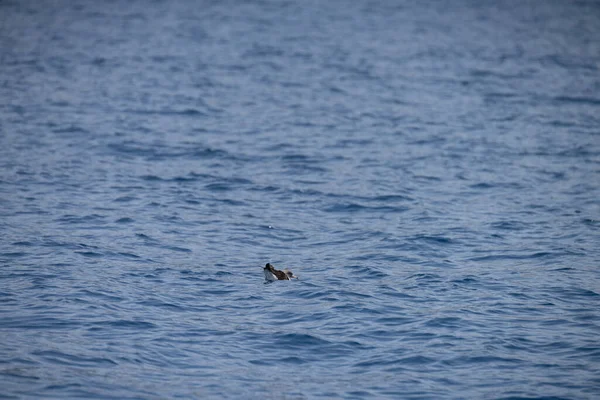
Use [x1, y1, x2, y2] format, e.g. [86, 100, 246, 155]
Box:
[1, 0, 599, 398]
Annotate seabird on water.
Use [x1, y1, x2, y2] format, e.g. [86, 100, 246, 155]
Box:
[263, 263, 298, 282]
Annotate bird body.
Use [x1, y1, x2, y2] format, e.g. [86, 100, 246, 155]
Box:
[263, 263, 298, 281]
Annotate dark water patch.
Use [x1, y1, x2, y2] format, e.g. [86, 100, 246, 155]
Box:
[75, 251, 103, 258]
[115, 217, 134, 223]
[0, 252, 27, 259]
[553, 96, 600, 106]
[135, 233, 155, 241]
[555, 288, 599, 298]
[281, 154, 313, 162]
[90, 320, 157, 330]
[12, 209, 51, 216]
[407, 234, 454, 244]
[331, 138, 374, 148]
[123, 108, 208, 117]
[249, 184, 281, 193]
[380, 289, 417, 300]
[324, 203, 409, 213]
[157, 245, 191, 253]
[468, 252, 555, 262]
[468, 182, 525, 190]
[370, 194, 414, 202]
[0, 367, 41, 382]
[204, 182, 238, 192]
[1, 316, 79, 330]
[188, 147, 232, 159]
[113, 195, 137, 202]
[117, 252, 141, 259]
[139, 175, 165, 182]
[582, 218, 599, 227]
[139, 174, 253, 189]
[451, 276, 480, 286]
[52, 125, 88, 135]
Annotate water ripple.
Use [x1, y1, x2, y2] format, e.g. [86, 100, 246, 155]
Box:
[1, 0, 599, 398]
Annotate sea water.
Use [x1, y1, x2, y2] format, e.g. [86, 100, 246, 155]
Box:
[1, 0, 599, 398]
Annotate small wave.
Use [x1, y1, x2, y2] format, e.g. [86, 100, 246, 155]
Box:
[554, 96, 600, 106]
[408, 234, 453, 244]
[33, 350, 117, 367]
[57, 214, 107, 224]
[137, 300, 184, 311]
[324, 203, 408, 213]
[108, 142, 236, 162]
[113, 195, 137, 203]
[122, 108, 208, 117]
[91, 320, 156, 330]
[274, 333, 331, 347]
[345, 265, 389, 279]
[117, 252, 141, 259]
[468, 252, 554, 262]
[371, 194, 414, 202]
[490, 220, 528, 231]
[404, 273, 443, 282]
[424, 317, 463, 328]
[0, 252, 27, 259]
[1, 316, 78, 330]
[11, 241, 34, 246]
[159, 245, 192, 253]
[52, 125, 88, 135]
[74, 251, 103, 258]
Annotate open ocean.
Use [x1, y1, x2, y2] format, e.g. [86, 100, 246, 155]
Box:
[1, 0, 599, 398]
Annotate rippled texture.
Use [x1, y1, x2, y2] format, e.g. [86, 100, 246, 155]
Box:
[1, 0, 600, 398]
